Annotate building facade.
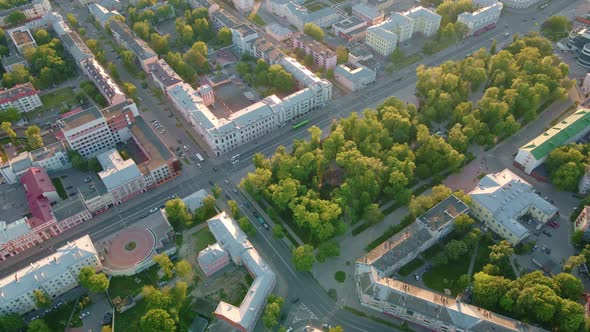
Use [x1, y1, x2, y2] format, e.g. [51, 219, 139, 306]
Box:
[579, 166, 590, 195]
[352, 3, 384, 25]
[574, 206, 590, 240]
[515, 107, 590, 174]
[109, 19, 158, 72]
[289, 33, 337, 70]
[97, 149, 146, 205]
[197, 243, 229, 277]
[333, 16, 367, 42]
[469, 169, 558, 245]
[333, 63, 376, 91]
[403, 6, 442, 37]
[498, 0, 538, 8]
[0, 82, 42, 113]
[80, 58, 126, 106]
[58, 106, 115, 158]
[231, 24, 259, 54]
[232, 0, 253, 12]
[0, 0, 51, 27]
[0, 235, 101, 315]
[457, 1, 503, 36]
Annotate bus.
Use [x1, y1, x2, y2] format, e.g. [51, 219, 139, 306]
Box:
[195, 153, 205, 162]
[292, 119, 309, 130]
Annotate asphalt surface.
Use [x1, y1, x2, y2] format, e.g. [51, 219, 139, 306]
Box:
[1, 0, 582, 331]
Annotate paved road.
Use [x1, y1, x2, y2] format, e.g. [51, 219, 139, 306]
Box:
[1, 0, 581, 330]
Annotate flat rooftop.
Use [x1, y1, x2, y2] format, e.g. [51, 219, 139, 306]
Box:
[417, 195, 469, 232]
[10, 29, 34, 46]
[59, 106, 103, 131]
[129, 117, 173, 174]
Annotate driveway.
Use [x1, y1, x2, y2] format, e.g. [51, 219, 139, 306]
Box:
[80, 293, 112, 332]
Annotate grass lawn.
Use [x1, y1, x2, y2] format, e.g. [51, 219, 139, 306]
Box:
[422, 258, 470, 295]
[248, 12, 266, 27]
[51, 177, 68, 200]
[398, 258, 425, 277]
[306, 3, 327, 12]
[40, 87, 76, 110]
[115, 298, 147, 332]
[193, 227, 217, 252]
[472, 237, 495, 274]
[394, 53, 423, 69]
[108, 265, 160, 299]
[421, 243, 443, 260]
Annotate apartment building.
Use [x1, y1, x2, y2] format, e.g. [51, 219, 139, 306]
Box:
[0, 235, 101, 315]
[231, 24, 259, 54]
[403, 6, 442, 37]
[149, 59, 183, 95]
[0, 0, 51, 27]
[0, 82, 42, 113]
[457, 1, 503, 36]
[469, 169, 558, 245]
[97, 149, 146, 204]
[88, 3, 121, 28]
[198, 243, 229, 277]
[289, 33, 337, 70]
[80, 58, 127, 106]
[334, 63, 376, 91]
[251, 38, 285, 65]
[8, 27, 37, 53]
[574, 206, 590, 240]
[579, 166, 590, 195]
[515, 107, 590, 174]
[352, 3, 384, 25]
[365, 7, 441, 56]
[50, 12, 94, 65]
[0, 142, 70, 184]
[333, 16, 368, 42]
[1, 54, 27, 73]
[57, 106, 115, 158]
[205, 212, 276, 332]
[232, 0, 253, 12]
[109, 19, 158, 72]
[265, 24, 293, 42]
[211, 10, 238, 31]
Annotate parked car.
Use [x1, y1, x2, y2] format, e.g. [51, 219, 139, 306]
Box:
[79, 311, 90, 319]
[290, 297, 299, 304]
[542, 230, 552, 237]
[183, 145, 189, 151]
[209, 181, 214, 186]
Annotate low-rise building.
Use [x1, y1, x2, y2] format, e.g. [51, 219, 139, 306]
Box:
[0, 235, 101, 315]
[0, 82, 42, 113]
[97, 149, 146, 205]
[334, 63, 376, 91]
[88, 3, 120, 28]
[579, 166, 590, 195]
[80, 58, 127, 106]
[232, 0, 253, 12]
[204, 212, 276, 332]
[514, 107, 590, 174]
[333, 16, 367, 42]
[251, 38, 285, 65]
[109, 19, 158, 72]
[265, 24, 293, 42]
[149, 59, 183, 95]
[8, 27, 37, 53]
[266, 0, 338, 31]
[211, 10, 238, 31]
[574, 206, 590, 240]
[457, 1, 503, 37]
[352, 3, 384, 26]
[567, 26, 590, 51]
[348, 47, 373, 65]
[469, 169, 558, 245]
[1, 55, 27, 73]
[50, 12, 94, 65]
[289, 33, 337, 70]
[403, 6, 442, 37]
[231, 24, 259, 54]
[198, 243, 229, 277]
[498, 0, 538, 8]
[0, 0, 51, 28]
[0, 142, 69, 184]
[182, 189, 209, 212]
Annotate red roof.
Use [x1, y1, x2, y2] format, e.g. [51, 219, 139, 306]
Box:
[60, 106, 83, 119]
[0, 82, 38, 105]
[20, 167, 56, 226]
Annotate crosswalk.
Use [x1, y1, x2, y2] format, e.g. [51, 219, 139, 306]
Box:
[291, 303, 318, 323]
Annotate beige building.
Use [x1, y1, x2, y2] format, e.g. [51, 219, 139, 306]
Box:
[0, 235, 101, 315]
[469, 169, 558, 245]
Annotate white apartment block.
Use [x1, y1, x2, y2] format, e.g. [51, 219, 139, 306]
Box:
[579, 166, 590, 195]
[58, 106, 115, 158]
[232, 0, 253, 12]
[0, 0, 51, 27]
[365, 7, 440, 56]
[498, 0, 538, 8]
[231, 24, 259, 54]
[457, 1, 503, 36]
[334, 63, 376, 91]
[0, 82, 42, 113]
[403, 6, 442, 37]
[0, 235, 101, 316]
[97, 149, 146, 205]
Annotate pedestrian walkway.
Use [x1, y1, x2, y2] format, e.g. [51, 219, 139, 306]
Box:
[467, 241, 480, 278]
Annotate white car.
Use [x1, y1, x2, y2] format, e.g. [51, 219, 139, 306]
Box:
[183, 145, 189, 151]
[149, 207, 159, 213]
[79, 311, 90, 319]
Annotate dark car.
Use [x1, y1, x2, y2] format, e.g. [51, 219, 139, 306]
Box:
[209, 181, 214, 186]
[290, 297, 300, 304]
[542, 230, 552, 237]
[253, 211, 260, 218]
[243, 201, 250, 207]
[225, 194, 231, 200]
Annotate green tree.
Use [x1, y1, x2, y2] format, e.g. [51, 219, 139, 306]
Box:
[212, 184, 222, 198]
[133, 21, 151, 40]
[153, 253, 174, 278]
[541, 16, 572, 41]
[26, 319, 50, 332]
[316, 241, 339, 262]
[552, 162, 585, 191]
[292, 244, 315, 271]
[557, 299, 585, 332]
[24, 125, 43, 150]
[87, 158, 102, 172]
[563, 254, 586, 272]
[5, 10, 25, 26]
[490, 39, 497, 55]
[303, 23, 324, 41]
[33, 29, 51, 45]
[454, 214, 475, 234]
[0, 314, 25, 332]
[553, 273, 584, 301]
[390, 47, 405, 64]
[33, 290, 50, 309]
[272, 224, 284, 238]
[0, 107, 21, 123]
[473, 272, 511, 310]
[165, 198, 191, 228]
[571, 231, 587, 249]
[363, 203, 383, 225]
[150, 33, 170, 55]
[329, 326, 344, 332]
[268, 64, 295, 93]
[120, 50, 136, 67]
[1, 121, 16, 143]
[262, 302, 280, 329]
[227, 200, 239, 218]
[447, 123, 468, 153]
[142, 286, 173, 310]
[78, 266, 109, 293]
[2, 64, 30, 88]
[66, 13, 78, 28]
[174, 260, 192, 281]
[336, 45, 348, 64]
[123, 82, 137, 99]
[238, 217, 255, 236]
[140, 309, 176, 332]
[170, 281, 187, 310]
[489, 240, 514, 276]
[217, 27, 232, 46]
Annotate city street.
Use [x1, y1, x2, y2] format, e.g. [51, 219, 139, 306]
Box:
[1, 0, 586, 331]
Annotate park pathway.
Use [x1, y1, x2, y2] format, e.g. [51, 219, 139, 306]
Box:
[467, 241, 480, 279]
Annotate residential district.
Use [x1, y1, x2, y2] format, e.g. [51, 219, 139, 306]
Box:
[1, 0, 590, 331]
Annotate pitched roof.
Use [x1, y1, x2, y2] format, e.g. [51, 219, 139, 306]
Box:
[519, 108, 590, 160]
[20, 167, 56, 226]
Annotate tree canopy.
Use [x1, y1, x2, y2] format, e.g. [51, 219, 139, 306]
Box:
[303, 23, 324, 41]
[545, 143, 589, 191]
[140, 309, 176, 332]
[292, 244, 315, 271]
[165, 198, 192, 228]
[78, 266, 109, 293]
[541, 16, 572, 42]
